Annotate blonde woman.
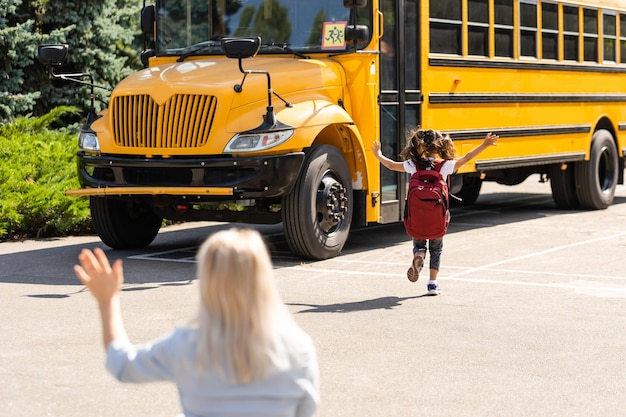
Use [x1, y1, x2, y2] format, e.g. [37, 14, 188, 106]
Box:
[74, 229, 319, 417]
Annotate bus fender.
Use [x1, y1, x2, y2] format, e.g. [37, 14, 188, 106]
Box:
[277, 98, 354, 128]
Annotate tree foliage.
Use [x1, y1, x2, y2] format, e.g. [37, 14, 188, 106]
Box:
[0, 0, 41, 121]
[0, 0, 144, 123]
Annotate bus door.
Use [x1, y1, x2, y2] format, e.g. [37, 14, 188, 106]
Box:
[378, 0, 421, 223]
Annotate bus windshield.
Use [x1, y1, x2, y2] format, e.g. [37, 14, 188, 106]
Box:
[156, 0, 371, 55]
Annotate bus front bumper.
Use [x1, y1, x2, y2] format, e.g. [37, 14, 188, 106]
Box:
[66, 152, 305, 199]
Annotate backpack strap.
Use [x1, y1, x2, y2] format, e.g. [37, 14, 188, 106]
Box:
[432, 160, 445, 172]
[433, 160, 451, 210]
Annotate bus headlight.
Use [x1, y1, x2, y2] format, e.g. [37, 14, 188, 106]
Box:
[224, 129, 294, 153]
[78, 131, 100, 151]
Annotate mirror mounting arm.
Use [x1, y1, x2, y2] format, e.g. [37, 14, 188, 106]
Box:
[222, 37, 294, 131]
[233, 58, 251, 93]
[45, 66, 112, 109]
[38, 44, 111, 114]
[233, 59, 291, 109]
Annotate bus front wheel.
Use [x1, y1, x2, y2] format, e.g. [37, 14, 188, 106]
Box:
[90, 196, 162, 249]
[282, 145, 353, 260]
[575, 129, 618, 210]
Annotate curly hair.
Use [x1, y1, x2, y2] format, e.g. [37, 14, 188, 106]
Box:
[399, 126, 457, 169]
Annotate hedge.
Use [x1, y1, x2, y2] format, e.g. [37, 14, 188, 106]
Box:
[0, 107, 92, 240]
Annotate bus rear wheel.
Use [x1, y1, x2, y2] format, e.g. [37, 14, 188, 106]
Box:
[90, 196, 162, 249]
[451, 175, 482, 206]
[574, 129, 618, 210]
[549, 163, 580, 210]
[282, 145, 353, 260]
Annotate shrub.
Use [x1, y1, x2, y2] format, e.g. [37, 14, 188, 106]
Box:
[0, 107, 92, 240]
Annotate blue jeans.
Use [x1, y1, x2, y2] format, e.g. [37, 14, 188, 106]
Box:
[412, 237, 443, 271]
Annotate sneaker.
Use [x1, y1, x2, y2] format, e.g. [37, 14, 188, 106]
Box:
[407, 252, 424, 282]
[427, 282, 441, 296]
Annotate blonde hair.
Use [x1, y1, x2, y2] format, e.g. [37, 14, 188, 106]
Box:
[195, 228, 295, 384]
[400, 126, 457, 168]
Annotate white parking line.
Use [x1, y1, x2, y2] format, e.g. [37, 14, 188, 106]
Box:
[445, 266, 626, 281]
[324, 260, 626, 282]
[294, 230, 626, 297]
[127, 215, 626, 298]
[283, 265, 626, 297]
[129, 247, 197, 263]
[445, 230, 626, 279]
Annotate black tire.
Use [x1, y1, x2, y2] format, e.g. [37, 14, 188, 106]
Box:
[574, 129, 618, 210]
[549, 163, 580, 209]
[282, 145, 353, 260]
[451, 175, 482, 206]
[90, 196, 162, 249]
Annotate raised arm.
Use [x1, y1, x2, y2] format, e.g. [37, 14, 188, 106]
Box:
[453, 133, 499, 172]
[74, 248, 129, 349]
[371, 141, 406, 172]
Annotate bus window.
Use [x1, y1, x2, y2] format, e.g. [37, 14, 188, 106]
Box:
[519, 0, 538, 59]
[429, 0, 462, 55]
[404, 0, 418, 90]
[621, 14, 626, 63]
[494, 0, 514, 58]
[603, 11, 617, 63]
[468, 0, 489, 57]
[156, 0, 352, 54]
[563, 5, 579, 61]
[380, 0, 397, 91]
[541, 2, 559, 60]
[583, 8, 599, 62]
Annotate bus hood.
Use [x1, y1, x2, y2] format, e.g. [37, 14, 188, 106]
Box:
[95, 57, 349, 155]
[113, 57, 345, 108]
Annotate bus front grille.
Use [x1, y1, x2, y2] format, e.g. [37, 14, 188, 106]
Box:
[111, 94, 217, 149]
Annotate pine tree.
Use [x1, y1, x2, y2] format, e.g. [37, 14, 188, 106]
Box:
[34, 0, 143, 118]
[0, 0, 143, 123]
[0, 0, 41, 122]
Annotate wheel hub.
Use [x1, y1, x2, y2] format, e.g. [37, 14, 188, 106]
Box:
[316, 175, 348, 233]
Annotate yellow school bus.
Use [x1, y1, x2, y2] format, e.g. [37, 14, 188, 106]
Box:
[38, 0, 625, 260]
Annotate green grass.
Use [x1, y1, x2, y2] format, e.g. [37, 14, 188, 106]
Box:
[0, 107, 92, 240]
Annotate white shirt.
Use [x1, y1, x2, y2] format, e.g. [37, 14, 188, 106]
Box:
[403, 159, 455, 179]
[106, 326, 319, 417]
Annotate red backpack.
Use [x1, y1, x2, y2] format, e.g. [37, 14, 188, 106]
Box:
[403, 160, 451, 239]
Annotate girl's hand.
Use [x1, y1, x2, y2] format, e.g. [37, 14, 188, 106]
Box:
[74, 248, 124, 305]
[371, 141, 382, 156]
[484, 133, 499, 146]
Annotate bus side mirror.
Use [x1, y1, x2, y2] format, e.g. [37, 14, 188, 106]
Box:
[221, 37, 261, 59]
[346, 25, 369, 43]
[37, 44, 68, 66]
[36, 43, 111, 112]
[141, 49, 156, 67]
[343, 0, 367, 8]
[141, 5, 155, 34]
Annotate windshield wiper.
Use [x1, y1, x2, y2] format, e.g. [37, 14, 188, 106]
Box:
[177, 40, 222, 62]
[260, 43, 310, 59]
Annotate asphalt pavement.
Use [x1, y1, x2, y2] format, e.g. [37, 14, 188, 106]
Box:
[1, 174, 625, 417]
